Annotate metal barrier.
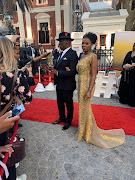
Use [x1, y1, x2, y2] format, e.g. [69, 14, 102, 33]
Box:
[93, 46, 113, 72]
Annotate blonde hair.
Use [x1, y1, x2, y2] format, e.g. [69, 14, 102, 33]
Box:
[0, 36, 17, 73]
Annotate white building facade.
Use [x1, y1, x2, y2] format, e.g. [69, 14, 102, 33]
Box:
[71, 1, 128, 55]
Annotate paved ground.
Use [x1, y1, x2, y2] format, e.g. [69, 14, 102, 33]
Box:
[16, 90, 135, 180]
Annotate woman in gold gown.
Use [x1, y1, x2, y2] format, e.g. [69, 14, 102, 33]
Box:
[76, 32, 125, 149]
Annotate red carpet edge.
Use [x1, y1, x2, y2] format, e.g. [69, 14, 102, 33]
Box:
[20, 98, 135, 136]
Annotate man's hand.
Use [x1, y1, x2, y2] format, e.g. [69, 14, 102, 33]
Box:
[40, 64, 49, 71]
[0, 111, 20, 134]
[0, 144, 14, 158]
[65, 67, 71, 71]
[42, 52, 48, 57]
[10, 35, 20, 43]
[48, 67, 58, 75]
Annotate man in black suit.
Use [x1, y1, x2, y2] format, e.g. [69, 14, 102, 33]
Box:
[27, 43, 39, 76]
[50, 32, 78, 130]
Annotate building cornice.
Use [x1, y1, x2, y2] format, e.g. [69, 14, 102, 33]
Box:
[82, 15, 128, 22]
[82, 9, 128, 22]
[30, 5, 64, 13]
[85, 23, 126, 27]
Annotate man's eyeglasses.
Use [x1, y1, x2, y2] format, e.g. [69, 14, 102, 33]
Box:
[15, 45, 20, 47]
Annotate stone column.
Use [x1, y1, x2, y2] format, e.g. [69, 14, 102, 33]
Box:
[16, 2, 25, 45]
[106, 33, 111, 49]
[64, 0, 71, 33]
[55, 0, 61, 47]
[25, 8, 33, 44]
[112, 0, 117, 10]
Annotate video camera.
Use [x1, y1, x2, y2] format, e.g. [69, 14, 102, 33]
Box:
[18, 47, 33, 69]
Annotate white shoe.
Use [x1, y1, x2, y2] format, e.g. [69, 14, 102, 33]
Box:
[16, 174, 27, 180]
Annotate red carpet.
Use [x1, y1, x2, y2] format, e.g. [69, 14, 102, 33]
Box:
[20, 98, 135, 136]
[30, 74, 54, 93]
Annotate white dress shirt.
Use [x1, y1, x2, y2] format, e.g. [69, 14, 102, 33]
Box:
[56, 47, 71, 76]
[61, 47, 70, 59]
[31, 47, 35, 58]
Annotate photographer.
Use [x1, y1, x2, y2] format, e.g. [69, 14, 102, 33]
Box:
[21, 64, 35, 86]
[27, 43, 39, 76]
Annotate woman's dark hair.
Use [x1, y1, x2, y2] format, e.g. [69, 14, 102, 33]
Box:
[83, 32, 97, 44]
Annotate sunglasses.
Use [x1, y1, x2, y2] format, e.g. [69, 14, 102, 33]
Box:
[15, 45, 20, 47]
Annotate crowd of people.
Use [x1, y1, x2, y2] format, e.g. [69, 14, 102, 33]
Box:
[0, 30, 134, 179]
[0, 36, 51, 179]
[0, 36, 32, 180]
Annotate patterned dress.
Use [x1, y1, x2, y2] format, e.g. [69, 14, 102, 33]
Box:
[76, 53, 125, 149]
[0, 70, 32, 146]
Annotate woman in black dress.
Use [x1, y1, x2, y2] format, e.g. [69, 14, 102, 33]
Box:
[118, 43, 135, 107]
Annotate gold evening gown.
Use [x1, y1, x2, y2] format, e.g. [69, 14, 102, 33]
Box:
[76, 53, 125, 149]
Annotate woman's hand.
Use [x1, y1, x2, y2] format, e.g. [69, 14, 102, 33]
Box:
[123, 65, 126, 69]
[85, 91, 92, 100]
[123, 65, 129, 71]
[26, 65, 33, 77]
[0, 111, 20, 134]
[21, 66, 27, 72]
[85, 54, 97, 101]
[26, 64, 32, 73]
[0, 144, 14, 158]
[65, 67, 71, 71]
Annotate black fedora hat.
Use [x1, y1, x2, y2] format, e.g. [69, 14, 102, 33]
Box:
[56, 32, 74, 41]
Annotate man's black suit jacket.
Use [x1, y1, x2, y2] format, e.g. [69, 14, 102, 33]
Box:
[27, 47, 39, 57]
[54, 48, 78, 91]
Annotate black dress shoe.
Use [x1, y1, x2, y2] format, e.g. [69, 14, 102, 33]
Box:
[62, 122, 70, 130]
[52, 119, 65, 124]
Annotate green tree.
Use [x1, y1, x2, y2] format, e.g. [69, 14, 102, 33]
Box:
[0, 0, 33, 15]
[116, 0, 135, 31]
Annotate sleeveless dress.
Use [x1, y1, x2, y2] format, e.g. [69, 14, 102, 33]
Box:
[76, 53, 125, 149]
